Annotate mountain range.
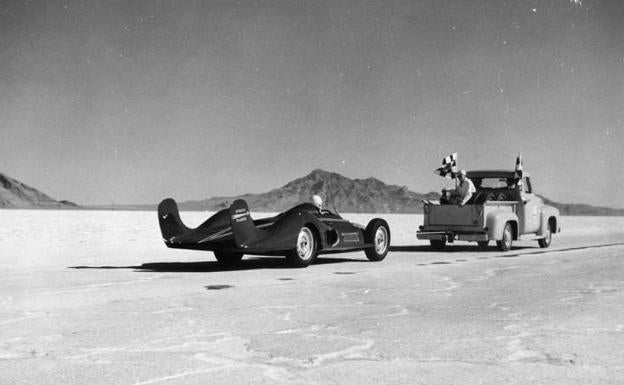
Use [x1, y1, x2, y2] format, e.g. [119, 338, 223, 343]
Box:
[0, 173, 78, 209]
[1, 169, 623, 215]
[172, 169, 440, 213]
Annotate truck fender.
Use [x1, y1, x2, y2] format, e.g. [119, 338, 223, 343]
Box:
[538, 206, 560, 236]
[486, 211, 519, 240]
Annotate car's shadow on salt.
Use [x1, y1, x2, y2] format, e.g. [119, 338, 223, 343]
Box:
[70, 256, 361, 273]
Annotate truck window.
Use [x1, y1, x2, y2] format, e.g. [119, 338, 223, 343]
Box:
[476, 178, 515, 189]
[523, 177, 532, 193]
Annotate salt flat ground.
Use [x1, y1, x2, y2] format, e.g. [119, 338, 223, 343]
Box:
[1, 210, 623, 385]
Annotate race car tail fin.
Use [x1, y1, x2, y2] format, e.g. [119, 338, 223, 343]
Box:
[158, 198, 191, 241]
[229, 199, 263, 248]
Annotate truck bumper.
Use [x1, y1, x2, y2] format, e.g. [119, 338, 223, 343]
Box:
[417, 230, 488, 242]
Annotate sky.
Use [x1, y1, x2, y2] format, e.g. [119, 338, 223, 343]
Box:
[1, 0, 623, 207]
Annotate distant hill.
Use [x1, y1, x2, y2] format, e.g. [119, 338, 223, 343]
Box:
[0, 173, 78, 209]
[540, 196, 624, 216]
[171, 169, 439, 213]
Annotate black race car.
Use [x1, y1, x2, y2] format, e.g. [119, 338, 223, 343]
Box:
[157, 198, 390, 267]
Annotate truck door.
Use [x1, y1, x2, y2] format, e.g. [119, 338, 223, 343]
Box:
[517, 177, 540, 233]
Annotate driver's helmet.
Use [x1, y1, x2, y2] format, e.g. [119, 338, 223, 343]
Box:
[312, 195, 323, 210]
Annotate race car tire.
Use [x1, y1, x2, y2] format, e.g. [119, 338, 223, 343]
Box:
[214, 251, 243, 266]
[287, 225, 318, 268]
[538, 226, 552, 248]
[497, 223, 513, 251]
[364, 219, 390, 261]
[430, 239, 446, 250]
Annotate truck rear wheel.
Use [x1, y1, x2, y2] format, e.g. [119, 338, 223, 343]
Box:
[430, 239, 446, 250]
[497, 223, 513, 251]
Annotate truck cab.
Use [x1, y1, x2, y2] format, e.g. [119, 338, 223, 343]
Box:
[417, 170, 561, 251]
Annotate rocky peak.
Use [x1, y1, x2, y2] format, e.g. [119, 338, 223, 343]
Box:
[0, 173, 78, 209]
[186, 169, 439, 213]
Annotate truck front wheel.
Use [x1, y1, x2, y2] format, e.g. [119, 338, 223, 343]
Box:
[497, 223, 513, 251]
[538, 226, 552, 248]
[430, 239, 446, 250]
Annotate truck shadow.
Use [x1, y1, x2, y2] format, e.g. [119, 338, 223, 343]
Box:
[70, 256, 360, 273]
[390, 245, 535, 253]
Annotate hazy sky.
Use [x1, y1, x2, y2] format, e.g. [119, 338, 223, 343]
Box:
[1, 0, 623, 207]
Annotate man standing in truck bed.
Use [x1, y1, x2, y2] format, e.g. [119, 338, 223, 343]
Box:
[449, 170, 476, 206]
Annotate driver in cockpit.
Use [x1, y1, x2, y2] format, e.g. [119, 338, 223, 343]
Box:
[312, 195, 323, 211]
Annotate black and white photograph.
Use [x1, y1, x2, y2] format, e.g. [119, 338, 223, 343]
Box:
[1, 0, 623, 383]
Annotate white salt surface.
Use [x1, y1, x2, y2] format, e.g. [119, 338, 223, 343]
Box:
[1, 210, 623, 384]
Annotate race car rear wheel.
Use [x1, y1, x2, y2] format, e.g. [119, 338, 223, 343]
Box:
[287, 226, 318, 267]
[364, 219, 390, 261]
[214, 251, 243, 267]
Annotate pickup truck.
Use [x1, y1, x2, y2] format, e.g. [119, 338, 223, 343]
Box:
[417, 170, 561, 251]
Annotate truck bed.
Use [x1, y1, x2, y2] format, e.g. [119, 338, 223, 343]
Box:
[424, 201, 516, 229]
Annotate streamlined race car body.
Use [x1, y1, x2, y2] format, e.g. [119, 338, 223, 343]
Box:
[158, 198, 390, 267]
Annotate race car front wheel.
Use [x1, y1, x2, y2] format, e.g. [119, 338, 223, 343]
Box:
[364, 219, 390, 261]
[287, 226, 318, 267]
